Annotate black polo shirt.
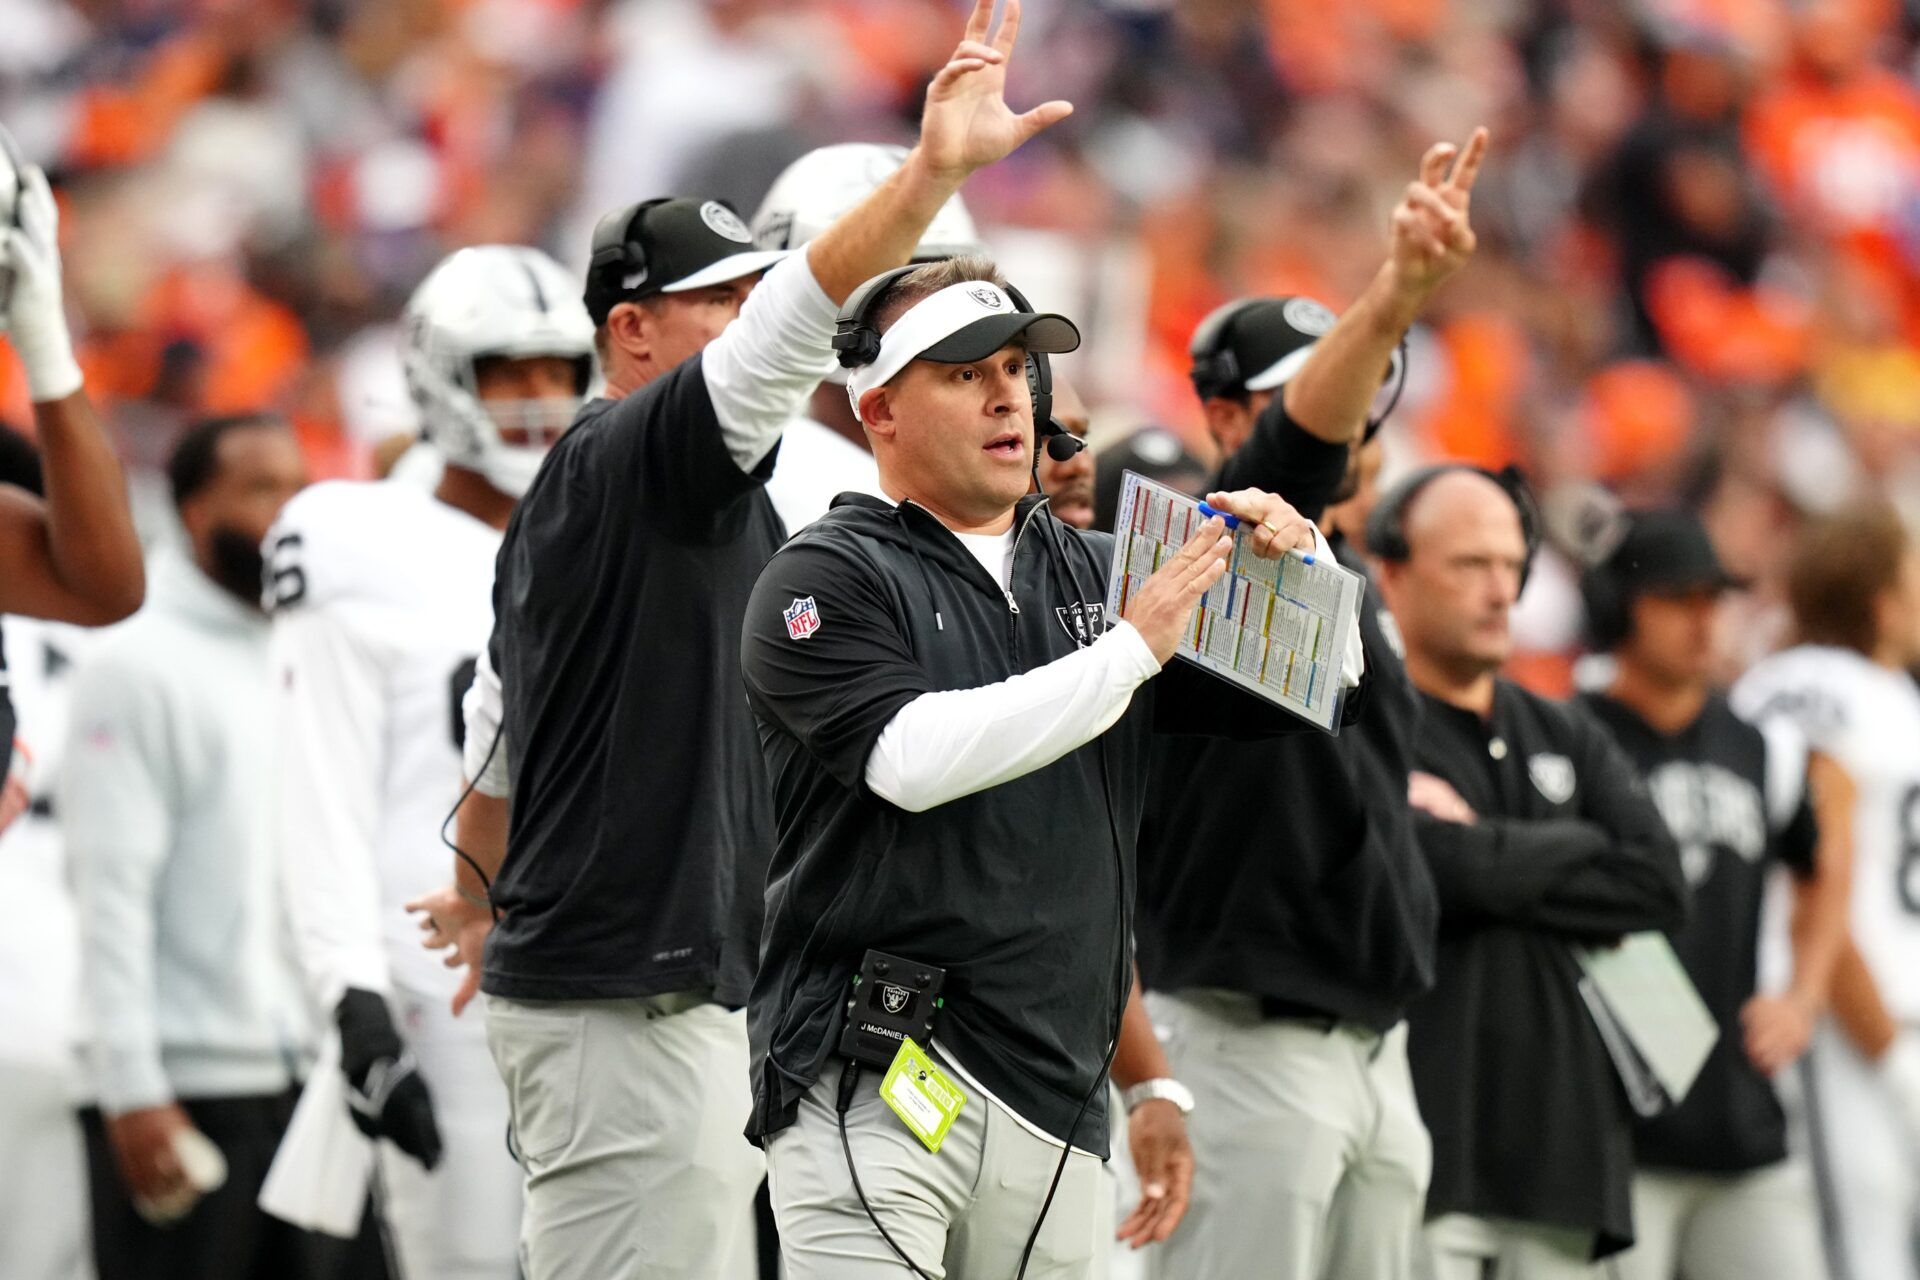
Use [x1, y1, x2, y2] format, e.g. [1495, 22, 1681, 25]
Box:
[483, 356, 784, 1005]
[1407, 681, 1686, 1258]
[1579, 691, 1817, 1174]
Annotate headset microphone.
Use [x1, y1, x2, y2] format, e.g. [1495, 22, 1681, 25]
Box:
[1043, 425, 1086, 462]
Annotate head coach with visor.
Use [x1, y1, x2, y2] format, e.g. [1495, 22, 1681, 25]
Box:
[738, 253, 1365, 1276]
[425, 4, 1076, 1277]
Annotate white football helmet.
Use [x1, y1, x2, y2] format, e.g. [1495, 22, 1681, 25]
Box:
[752, 143, 984, 261]
[402, 245, 596, 498]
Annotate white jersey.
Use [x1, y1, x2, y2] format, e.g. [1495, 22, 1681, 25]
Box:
[268, 480, 500, 1009]
[1733, 644, 1920, 1022]
[764, 415, 883, 534]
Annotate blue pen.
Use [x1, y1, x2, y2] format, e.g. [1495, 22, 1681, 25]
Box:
[1197, 502, 1315, 564]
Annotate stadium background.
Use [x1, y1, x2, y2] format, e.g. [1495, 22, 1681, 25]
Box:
[6, 0, 1920, 695]
[3, 0, 1919, 1275]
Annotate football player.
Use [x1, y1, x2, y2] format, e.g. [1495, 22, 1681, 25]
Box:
[267, 244, 593, 1280]
[1732, 506, 1920, 1280]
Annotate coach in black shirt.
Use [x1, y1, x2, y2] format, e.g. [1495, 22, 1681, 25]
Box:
[1577, 509, 1845, 1280]
[740, 245, 1353, 1276]
[1135, 131, 1484, 1280]
[438, 8, 1078, 1276]
[1371, 468, 1687, 1276]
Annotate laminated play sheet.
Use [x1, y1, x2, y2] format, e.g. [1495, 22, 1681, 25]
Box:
[1105, 470, 1364, 734]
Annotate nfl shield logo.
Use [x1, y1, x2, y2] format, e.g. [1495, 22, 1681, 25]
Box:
[784, 596, 821, 640]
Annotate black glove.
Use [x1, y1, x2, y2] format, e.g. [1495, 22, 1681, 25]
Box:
[335, 988, 443, 1170]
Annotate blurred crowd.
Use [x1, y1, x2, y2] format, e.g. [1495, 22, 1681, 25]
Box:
[5, 0, 1920, 1276]
[5, 0, 1920, 687]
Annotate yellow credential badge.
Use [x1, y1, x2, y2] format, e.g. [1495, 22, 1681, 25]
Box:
[880, 1036, 967, 1153]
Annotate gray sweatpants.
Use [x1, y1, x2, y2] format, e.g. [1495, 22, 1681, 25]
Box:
[1422, 1215, 1600, 1280]
[483, 994, 764, 1280]
[766, 1058, 1114, 1279]
[1611, 1160, 1827, 1280]
[1145, 990, 1431, 1280]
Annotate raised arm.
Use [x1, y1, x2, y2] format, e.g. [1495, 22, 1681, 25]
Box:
[699, 0, 1070, 479]
[0, 165, 142, 623]
[805, 0, 1069, 307]
[1280, 129, 1484, 446]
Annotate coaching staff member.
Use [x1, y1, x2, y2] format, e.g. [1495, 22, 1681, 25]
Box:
[1577, 509, 1847, 1280]
[464, 5, 1075, 1278]
[1370, 468, 1687, 1277]
[1136, 130, 1484, 1280]
[740, 244, 1357, 1275]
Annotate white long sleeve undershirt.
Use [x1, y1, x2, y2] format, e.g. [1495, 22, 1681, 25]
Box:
[863, 621, 1162, 813]
[700, 250, 839, 473]
[863, 521, 1362, 813]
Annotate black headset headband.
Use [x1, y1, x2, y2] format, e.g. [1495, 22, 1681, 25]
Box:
[832, 268, 1060, 438]
[1187, 298, 1259, 402]
[1188, 295, 1408, 442]
[1365, 462, 1542, 591]
[588, 198, 671, 280]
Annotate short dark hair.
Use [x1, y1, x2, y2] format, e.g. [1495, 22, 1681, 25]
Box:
[1787, 506, 1910, 654]
[168, 414, 284, 511]
[870, 254, 1008, 335]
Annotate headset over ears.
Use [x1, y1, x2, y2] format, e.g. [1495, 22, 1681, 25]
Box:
[1188, 297, 1409, 443]
[1187, 298, 1260, 402]
[587, 197, 672, 284]
[832, 268, 1080, 458]
[1365, 463, 1542, 592]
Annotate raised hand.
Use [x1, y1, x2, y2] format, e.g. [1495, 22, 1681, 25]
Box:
[2, 163, 82, 402]
[1124, 517, 1233, 665]
[1388, 127, 1486, 300]
[918, 0, 1072, 184]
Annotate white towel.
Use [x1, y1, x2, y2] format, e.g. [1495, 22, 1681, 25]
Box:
[259, 1031, 375, 1237]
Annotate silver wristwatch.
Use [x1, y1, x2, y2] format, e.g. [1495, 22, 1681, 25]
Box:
[1121, 1077, 1194, 1116]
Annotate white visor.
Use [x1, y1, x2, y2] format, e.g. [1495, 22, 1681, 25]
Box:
[845, 281, 1079, 411]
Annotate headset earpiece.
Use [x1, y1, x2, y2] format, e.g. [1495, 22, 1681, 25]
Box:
[832, 265, 920, 370]
[1001, 282, 1055, 433]
[1366, 462, 1541, 592]
[1187, 298, 1260, 401]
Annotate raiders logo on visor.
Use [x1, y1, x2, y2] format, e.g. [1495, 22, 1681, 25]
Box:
[968, 286, 1003, 308]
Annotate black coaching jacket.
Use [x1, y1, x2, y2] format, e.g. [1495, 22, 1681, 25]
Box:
[739, 492, 1344, 1154]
